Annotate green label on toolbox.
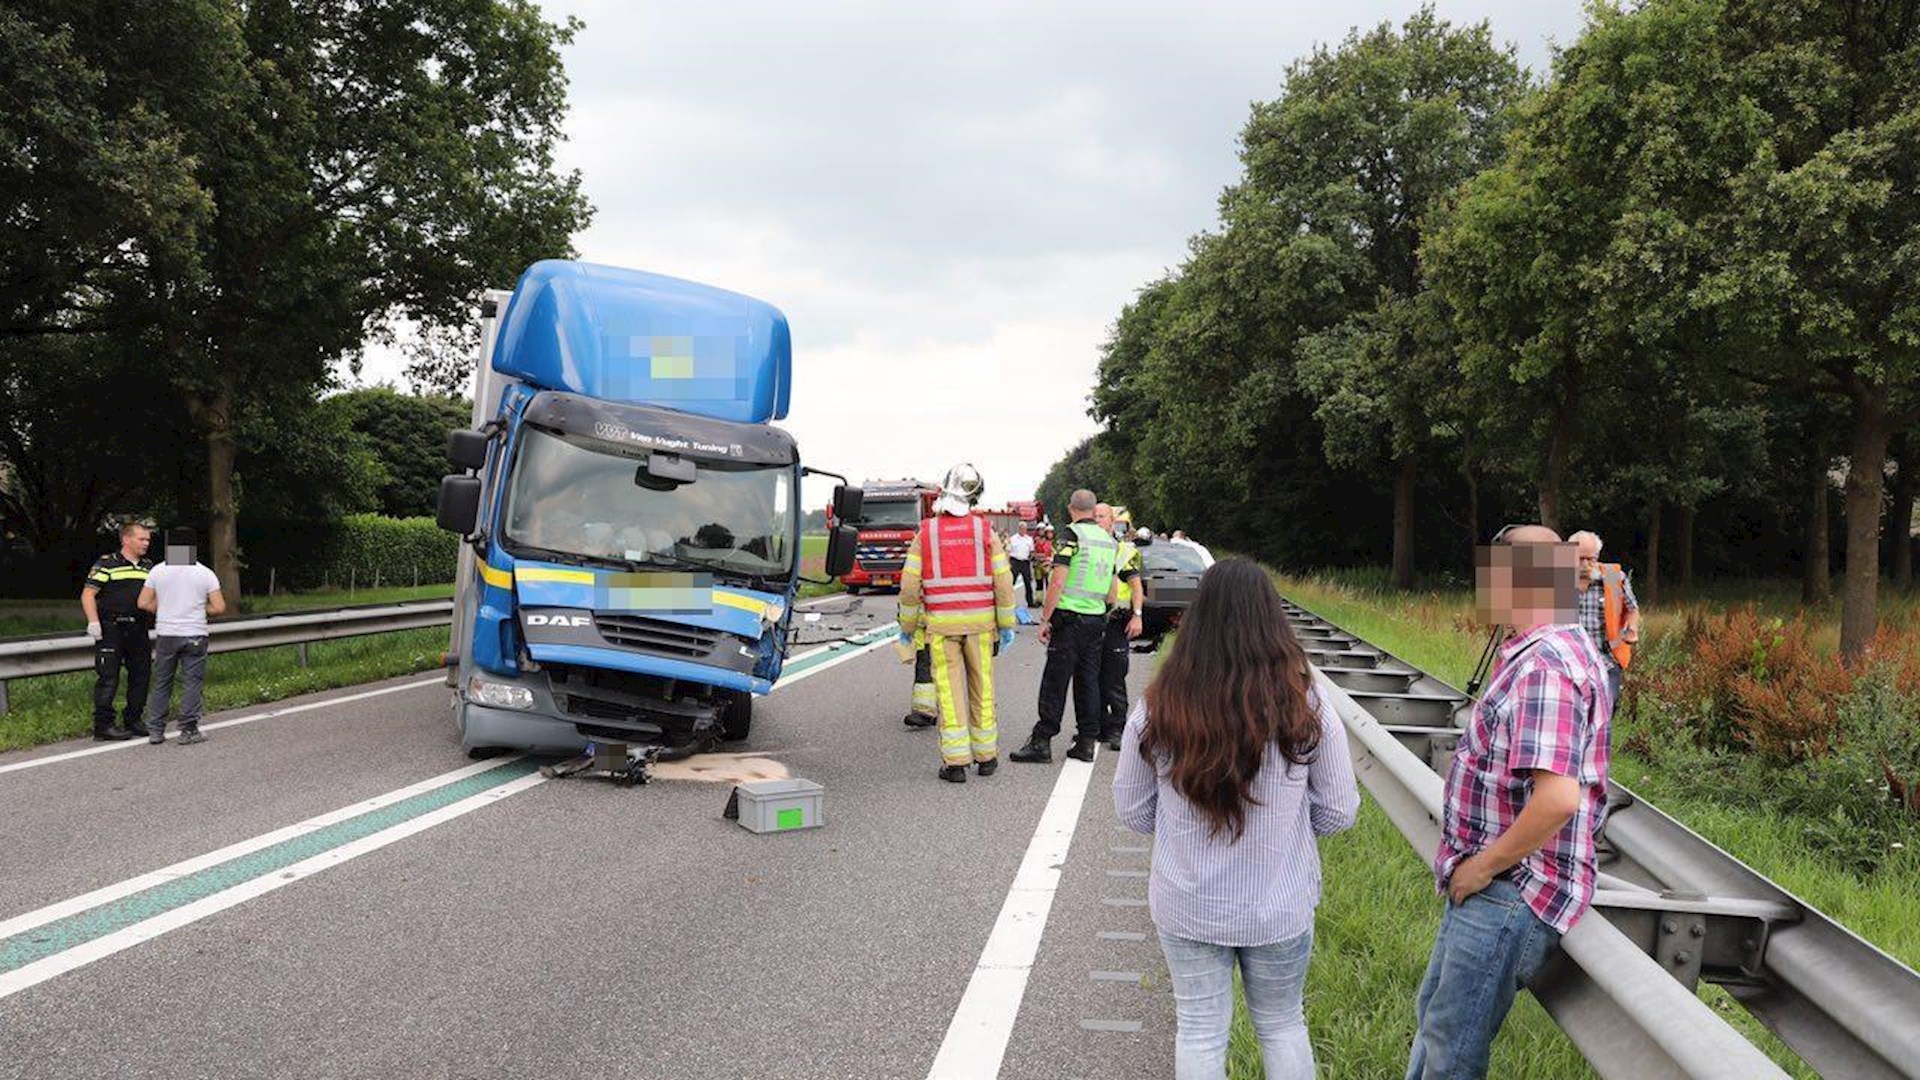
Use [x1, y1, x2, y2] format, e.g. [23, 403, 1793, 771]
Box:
[776, 807, 804, 830]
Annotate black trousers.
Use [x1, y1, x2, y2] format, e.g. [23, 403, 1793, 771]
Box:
[1009, 558, 1034, 607]
[1100, 612, 1132, 739]
[1034, 610, 1104, 741]
[92, 615, 151, 731]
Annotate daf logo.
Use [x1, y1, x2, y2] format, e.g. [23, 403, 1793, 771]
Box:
[525, 613, 592, 627]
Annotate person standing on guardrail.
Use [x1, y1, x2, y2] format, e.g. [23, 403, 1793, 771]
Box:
[1113, 556, 1359, 1080]
[1568, 531, 1640, 710]
[80, 521, 155, 741]
[895, 464, 1018, 782]
[1011, 489, 1120, 765]
[1407, 525, 1613, 1080]
[137, 527, 226, 746]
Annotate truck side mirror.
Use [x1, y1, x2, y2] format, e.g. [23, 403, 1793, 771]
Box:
[447, 429, 489, 472]
[824, 524, 858, 578]
[436, 475, 483, 536]
[831, 484, 864, 524]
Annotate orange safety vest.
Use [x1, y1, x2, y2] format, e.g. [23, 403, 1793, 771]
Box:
[920, 514, 994, 616]
[1600, 563, 1633, 670]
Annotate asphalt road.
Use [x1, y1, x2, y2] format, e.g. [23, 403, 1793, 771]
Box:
[0, 597, 1171, 1080]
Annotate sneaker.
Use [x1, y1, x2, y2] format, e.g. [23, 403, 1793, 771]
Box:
[1065, 737, 1098, 762]
[938, 764, 968, 783]
[975, 757, 998, 777]
[178, 728, 207, 745]
[1008, 737, 1051, 764]
[903, 712, 937, 729]
[148, 731, 166, 745]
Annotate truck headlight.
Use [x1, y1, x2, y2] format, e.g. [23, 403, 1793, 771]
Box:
[468, 676, 534, 711]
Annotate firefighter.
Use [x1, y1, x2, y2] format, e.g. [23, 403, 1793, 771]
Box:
[903, 629, 938, 728]
[896, 464, 1018, 782]
[1011, 489, 1120, 764]
[1093, 504, 1144, 751]
[80, 521, 155, 740]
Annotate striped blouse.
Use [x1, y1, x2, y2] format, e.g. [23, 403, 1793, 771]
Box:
[1112, 692, 1360, 947]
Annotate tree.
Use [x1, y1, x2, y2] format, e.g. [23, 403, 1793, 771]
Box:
[1705, 1, 1920, 656]
[35, 0, 592, 600]
[323, 387, 472, 518]
[0, 5, 210, 338]
[1247, 8, 1525, 587]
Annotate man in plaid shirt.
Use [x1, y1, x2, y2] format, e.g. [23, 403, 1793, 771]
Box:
[1406, 525, 1613, 1080]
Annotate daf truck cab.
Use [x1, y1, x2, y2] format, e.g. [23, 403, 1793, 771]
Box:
[436, 260, 859, 757]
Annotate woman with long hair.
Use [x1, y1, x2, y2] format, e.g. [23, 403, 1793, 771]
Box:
[1114, 557, 1359, 1079]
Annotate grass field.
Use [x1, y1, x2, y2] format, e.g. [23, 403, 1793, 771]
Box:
[1203, 571, 1920, 1076]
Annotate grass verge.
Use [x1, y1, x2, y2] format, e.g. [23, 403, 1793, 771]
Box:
[0, 627, 448, 753]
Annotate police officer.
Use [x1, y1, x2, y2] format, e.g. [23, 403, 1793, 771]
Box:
[1093, 505, 1143, 751]
[1011, 488, 1119, 764]
[81, 521, 154, 741]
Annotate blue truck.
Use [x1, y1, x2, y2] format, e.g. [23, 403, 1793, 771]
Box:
[435, 260, 860, 760]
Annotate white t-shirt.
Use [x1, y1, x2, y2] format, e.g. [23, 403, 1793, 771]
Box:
[1005, 533, 1035, 561]
[147, 562, 222, 637]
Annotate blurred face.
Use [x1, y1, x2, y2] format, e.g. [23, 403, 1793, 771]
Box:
[1094, 505, 1113, 530]
[1476, 542, 1578, 629]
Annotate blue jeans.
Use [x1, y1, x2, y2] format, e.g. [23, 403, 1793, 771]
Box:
[1160, 928, 1316, 1080]
[1405, 879, 1561, 1080]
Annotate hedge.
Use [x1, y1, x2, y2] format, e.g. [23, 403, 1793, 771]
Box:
[241, 515, 458, 591]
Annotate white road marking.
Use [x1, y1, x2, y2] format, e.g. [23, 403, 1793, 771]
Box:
[0, 627, 900, 999]
[0, 677, 448, 775]
[926, 753, 1100, 1080]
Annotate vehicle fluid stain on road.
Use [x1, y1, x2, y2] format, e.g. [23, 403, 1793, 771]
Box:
[649, 752, 790, 784]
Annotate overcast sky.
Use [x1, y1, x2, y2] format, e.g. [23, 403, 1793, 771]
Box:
[358, 1, 1585, 512]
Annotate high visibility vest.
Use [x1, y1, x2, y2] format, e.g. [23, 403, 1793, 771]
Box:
[1111, 540, 1139, 610]
[1601, 564, 1633, 670]
[1059, 521, 1117, 616]
[921, 513, 995, 617]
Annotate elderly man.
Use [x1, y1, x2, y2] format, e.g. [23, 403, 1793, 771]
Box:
[1568, 531, 1641, 710]
[1406, 525, 1613, 1079]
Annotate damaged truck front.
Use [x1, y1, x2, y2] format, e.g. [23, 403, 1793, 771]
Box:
[435, 260, 859, 757]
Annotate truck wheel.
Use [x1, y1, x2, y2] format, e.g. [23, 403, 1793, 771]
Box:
[722, 690, 753, 741]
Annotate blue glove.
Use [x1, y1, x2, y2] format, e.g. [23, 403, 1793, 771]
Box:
[999, 628, 1016, 652]
[898, 630, 914, 647]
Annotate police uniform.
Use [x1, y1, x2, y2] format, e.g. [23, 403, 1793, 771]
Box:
[85, 552, 153, 737]
[1018, 520, 1118, 756]
[1099, 538, 1142, 745]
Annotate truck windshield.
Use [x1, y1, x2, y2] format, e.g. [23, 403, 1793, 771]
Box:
[501, 427, 794, 580]
[858, 499, 923, 528]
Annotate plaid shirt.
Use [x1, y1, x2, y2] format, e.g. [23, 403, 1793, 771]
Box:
[1576, 571, 1638, 666]
[1434, 623, 1613, 933]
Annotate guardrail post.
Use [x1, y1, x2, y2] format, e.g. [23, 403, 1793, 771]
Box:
[0, 678, 8, 716]
[296, 642, 309, 668]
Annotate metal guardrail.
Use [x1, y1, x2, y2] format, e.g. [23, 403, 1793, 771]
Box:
[0, 601, 454, 714]
[1285, 596, 1920, 1080]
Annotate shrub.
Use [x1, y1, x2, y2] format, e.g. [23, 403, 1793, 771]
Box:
[1652, 607, 1852, 762]
[241, 515, 458, 591]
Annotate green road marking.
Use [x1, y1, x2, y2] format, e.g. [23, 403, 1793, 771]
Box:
[780, 624, 896, 680]
[0, 759, 541, 975]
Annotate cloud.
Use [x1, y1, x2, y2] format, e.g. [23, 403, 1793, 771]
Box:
[354, 0, 1585, 510]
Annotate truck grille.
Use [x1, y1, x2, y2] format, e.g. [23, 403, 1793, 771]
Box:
[857, 539, 910, 572]
[594, 614, 722, 658]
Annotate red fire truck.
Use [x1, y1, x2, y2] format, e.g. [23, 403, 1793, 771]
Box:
[831, 479, 938, 593]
